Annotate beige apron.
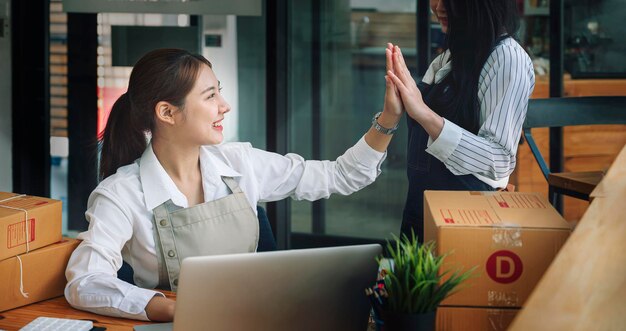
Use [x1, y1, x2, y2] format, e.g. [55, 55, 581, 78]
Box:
[151, 176, 259, 291]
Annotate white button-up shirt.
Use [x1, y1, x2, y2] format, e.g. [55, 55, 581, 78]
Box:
[65, 136, 385, 320]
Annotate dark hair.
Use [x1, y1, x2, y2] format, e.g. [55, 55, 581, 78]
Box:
[99, 48, 212, 180]
[434, 0, 520, 134]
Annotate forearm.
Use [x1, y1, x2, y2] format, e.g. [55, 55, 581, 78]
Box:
[145, 295, 176, 322]
[65, 276, 163, 321]
[413, 104, 444, 141]
[425, 118, 517, 180]
[364, 111, 402, 152]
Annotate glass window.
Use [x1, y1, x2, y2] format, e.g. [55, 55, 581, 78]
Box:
[96, 13, 266, 146]
[564, 0, 626, 79]
[288, 0, 417, 239]
[519, 0, 551, 98]
[49, 0, 70, 235]
[515, 0, 626, 223]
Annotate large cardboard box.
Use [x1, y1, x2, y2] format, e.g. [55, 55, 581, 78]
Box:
[0, 192, 62, 261]
[0, 238, 80, 312]
[424, 191, 571, 307]
[437, 306, 519, 331]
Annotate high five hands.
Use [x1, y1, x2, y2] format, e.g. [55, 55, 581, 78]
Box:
[383, 43, 403, 119]
[384, 43, 444, 140]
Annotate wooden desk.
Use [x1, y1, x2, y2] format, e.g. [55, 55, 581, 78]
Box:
[0, 291, 176, 331]
[548, 171, 605, 198]
[509, 145, 626, 330]
[0, 292, 378, 331]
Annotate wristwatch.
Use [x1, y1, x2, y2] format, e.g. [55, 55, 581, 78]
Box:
[371, 111, 399, 135]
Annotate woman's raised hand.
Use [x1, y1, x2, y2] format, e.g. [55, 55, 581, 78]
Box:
[386, 46, 428, 123]
[387, 45, 444, 139]
[383, 43, 403, 118]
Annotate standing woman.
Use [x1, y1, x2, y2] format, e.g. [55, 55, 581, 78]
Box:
[65, 49, 403, 321]
[387, 0, 535, 240]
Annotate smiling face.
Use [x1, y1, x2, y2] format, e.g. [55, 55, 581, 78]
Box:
[430, 0, 448, 33]
[173, 64, 231, 146]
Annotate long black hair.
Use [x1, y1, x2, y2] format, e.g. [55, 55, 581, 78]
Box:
[99, 49, 212, 180]
[433, 0, 520, 134]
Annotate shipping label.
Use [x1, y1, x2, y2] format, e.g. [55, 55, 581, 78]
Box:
[492, 194, 547, 209]
[7, 218, 36, 248]
[439, 208, 499, 225]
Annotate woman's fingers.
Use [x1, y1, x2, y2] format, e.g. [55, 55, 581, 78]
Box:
[385, 48, 393, 73]
[395, 46, 407, 68]
[397, 47, 412, 78]
[386, 43, 397, 74]
[396, 46, 411, 77]
[393, 52, 410, 83]
[386, 69, 401, 98]
[387, 44, 414, 99]
[387, 70, 407, 93]
[391, 46, 417, 92]
[395, 46, 411, 77]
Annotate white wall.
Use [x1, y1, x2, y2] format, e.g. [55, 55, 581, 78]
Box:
[202, 15, 239, 143]
[0, 0, 12, 191]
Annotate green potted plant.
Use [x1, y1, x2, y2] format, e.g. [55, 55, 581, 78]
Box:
[368, 232, 476, 331]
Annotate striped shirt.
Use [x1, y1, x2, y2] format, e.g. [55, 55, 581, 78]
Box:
[423, 37, 535, 188]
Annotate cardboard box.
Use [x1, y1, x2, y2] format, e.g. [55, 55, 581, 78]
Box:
[0, 238, 80, 312]
[0, 192, 62, 261]
[437, 306, 519, 331]
[424, 191, 571, 307]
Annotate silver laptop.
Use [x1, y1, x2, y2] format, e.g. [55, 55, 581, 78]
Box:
[135, 244, 381, 331]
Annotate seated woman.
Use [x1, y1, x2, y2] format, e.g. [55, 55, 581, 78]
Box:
[64, 48, 403, 321]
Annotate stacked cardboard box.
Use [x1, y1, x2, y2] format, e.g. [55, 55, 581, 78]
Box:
[0, 192, 79, 312]
[423, 191, 571, 331]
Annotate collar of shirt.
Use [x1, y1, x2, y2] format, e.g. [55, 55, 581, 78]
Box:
[422, 50, 451, 85]
[139, 143, 242, 210]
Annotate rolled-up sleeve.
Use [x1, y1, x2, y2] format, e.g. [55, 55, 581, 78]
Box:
[252, 136, 386, 202]
[64, 189, 164, 321]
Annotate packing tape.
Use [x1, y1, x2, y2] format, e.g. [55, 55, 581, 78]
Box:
[0, 194, 31, 298]
[486, 308, 516, 331]
[487, 290, 519, 307]
[491, 223, 522, 248]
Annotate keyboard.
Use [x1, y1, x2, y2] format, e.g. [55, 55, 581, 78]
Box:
[19, 316, 93, 331]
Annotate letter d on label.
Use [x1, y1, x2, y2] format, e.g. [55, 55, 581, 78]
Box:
[496, 256, 515, 278]
[486, 250, 523, 284]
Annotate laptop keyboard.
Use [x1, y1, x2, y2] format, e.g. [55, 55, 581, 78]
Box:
[19, 316, 93, 331]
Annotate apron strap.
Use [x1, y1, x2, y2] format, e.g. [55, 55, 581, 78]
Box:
[222, 176, 244, 194]
[152, 200, 181, 291]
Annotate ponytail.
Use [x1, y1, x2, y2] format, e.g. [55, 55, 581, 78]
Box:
[99, 92, 148, 180]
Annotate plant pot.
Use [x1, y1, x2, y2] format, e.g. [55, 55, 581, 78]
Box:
[381, 310, 436, 331]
